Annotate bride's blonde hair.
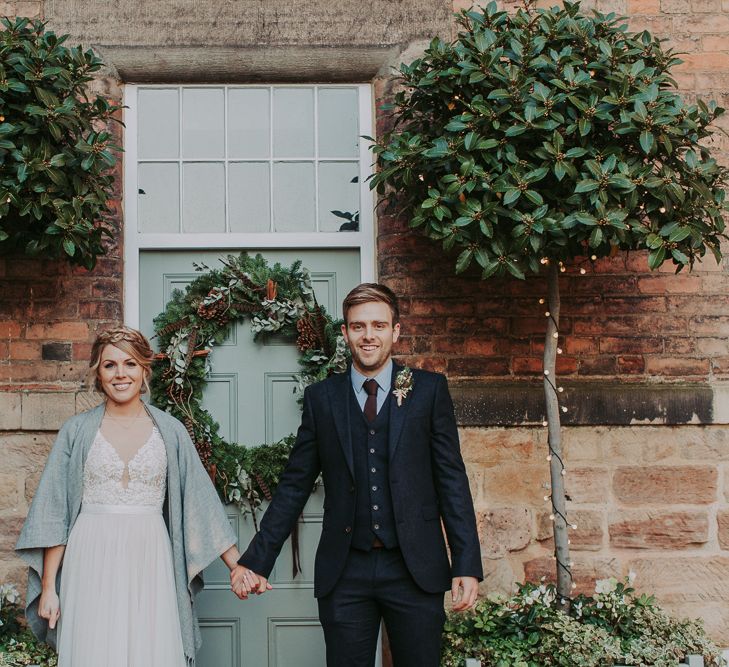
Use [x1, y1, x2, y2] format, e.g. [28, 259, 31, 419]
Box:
[89, 326, 155, 395]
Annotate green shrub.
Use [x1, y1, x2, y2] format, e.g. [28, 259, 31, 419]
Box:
[0, 584, 56, 666]
[0, 17, 121, 269]
[442, 577, 725, 667]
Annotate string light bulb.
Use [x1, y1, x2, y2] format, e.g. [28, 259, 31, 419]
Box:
[558, 386, 564, 393]
[542, 421, 548, 427]
[580, 268, 586, 275]
[544, 370, 550, 376]
[539, 298, 545, 304]
[562, 406, 568, 413]
[557, 347, 563, 354]
[553, 332, 559, 339]
[545, 311, 550, 317]
[591, 254, 597, 261]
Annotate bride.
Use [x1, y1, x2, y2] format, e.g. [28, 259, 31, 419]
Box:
[16, 326, 251, 666]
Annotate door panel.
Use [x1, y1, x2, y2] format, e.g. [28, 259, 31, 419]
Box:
[139, 249, 360, 666]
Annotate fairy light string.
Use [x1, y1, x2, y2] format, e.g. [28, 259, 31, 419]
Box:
[538, 257, 595, 601]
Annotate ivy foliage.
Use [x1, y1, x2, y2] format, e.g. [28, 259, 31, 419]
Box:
[151, 253, 348, 511]
[0, 17, 121, 268]
[369, 1, 728, 278]
[441, 578, 725, 667]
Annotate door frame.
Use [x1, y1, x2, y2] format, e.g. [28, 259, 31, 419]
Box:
[122, 83, 377, 328]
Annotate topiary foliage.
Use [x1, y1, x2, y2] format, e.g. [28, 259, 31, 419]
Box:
[370, 1, 728, 279]
[0, 17, 121, 269]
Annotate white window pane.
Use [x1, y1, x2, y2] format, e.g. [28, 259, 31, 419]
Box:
[182, 163, 225, 233]
[273, 89, 314, 158]
[138, 88, 179, 159]
[318, 162, 359, 232]
[229, 162, 270, 232]
[138, 162, 179, 233]
[273, 162, 315, 232]
[228, 88, 270, 159]
[182, 88, 225, 158]
[318, 88, 359, 158]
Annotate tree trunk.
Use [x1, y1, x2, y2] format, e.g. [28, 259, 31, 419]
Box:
[543, 262, 572, 606]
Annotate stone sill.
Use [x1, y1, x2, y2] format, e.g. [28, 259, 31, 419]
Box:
[451, 382, 729, 426]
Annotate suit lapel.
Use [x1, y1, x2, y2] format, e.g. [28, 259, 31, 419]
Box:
[326, 371, 354, 478]
[388, 362, 412, 462]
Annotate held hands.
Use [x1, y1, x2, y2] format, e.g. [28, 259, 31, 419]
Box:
[451, 576, 479, 612]
[38, 588, 60, 629]
[229, 564, 272, 600]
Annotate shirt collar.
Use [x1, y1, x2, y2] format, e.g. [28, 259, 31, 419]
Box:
[351, 359, 393, 395]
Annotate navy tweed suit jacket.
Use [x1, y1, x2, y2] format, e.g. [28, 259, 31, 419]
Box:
[239, 362, 483, 598]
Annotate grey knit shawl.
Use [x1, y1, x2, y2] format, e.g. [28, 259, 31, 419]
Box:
[15, 402, 237, 666]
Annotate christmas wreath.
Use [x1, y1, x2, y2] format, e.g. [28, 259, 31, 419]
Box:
[150, 253, 349, 524]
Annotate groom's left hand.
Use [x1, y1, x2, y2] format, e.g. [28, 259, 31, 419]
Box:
[451, 576, 479, 612]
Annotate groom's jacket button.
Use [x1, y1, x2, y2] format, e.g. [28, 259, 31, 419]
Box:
[369, 429, 375, 435]
[344, 526, 352, 533]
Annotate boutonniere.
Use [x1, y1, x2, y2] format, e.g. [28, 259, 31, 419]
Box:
[393, 367, 414, 406]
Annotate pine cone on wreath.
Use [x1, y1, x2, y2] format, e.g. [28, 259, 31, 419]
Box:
[195, 438, 213, 470]
[296, 314, 318, 352]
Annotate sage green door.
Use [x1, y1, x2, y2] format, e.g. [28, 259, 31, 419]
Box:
[139, 249, 361, 667]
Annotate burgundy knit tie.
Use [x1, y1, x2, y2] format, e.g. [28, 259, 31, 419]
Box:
[363, 379, 378, 422]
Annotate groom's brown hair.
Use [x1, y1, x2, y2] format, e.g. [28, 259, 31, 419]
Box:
[342, 283, 400, 325]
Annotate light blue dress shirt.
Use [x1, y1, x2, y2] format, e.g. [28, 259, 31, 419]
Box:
[350, 360, 392, 416]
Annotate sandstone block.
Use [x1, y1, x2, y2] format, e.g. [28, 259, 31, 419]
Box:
[21, 392, 75, 431]
[681, 427, 729, 461]
[628, 557, 729, 605]
[0, 472, 19, 511]
[0, 560, 27, 594]
[537, 509, 604, 551]
[524, 555, 620, 596]
[480, 557, 516, 596]
[76, 391, 103, 413]
[478, 508, 532, 558]
[565, 467, 610, 504]
[613, 466, 717, 505]
[0, 393, 21, 430]
[0, 516, 24, 552]
[1, 432, 55, 471]
[459, 427, 537, 465]
[717, 509, 729, 550]
[481, 463, 550, 507]
[609, 510, 709, 549]
[24, 469, 42, 505]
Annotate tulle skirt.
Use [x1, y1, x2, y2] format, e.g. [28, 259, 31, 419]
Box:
[57, 504, 186, 667]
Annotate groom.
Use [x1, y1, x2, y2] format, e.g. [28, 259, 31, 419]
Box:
[231, 283, 482, 666]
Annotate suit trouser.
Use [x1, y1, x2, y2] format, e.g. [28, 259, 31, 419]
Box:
[317, 546, 446, 667]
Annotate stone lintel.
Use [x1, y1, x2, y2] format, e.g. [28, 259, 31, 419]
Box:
[451, 382, 722, 426]
[96, 45, 402, 83]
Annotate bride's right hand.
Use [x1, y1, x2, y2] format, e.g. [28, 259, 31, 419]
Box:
[39, 589, 60, 629]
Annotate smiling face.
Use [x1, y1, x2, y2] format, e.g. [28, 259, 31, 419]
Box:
[97, 344, 147, 406]
[341, 300, 400, 377]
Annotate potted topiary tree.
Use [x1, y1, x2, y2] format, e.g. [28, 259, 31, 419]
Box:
[0, 17, 121, 269]
[369, 0, 728, 605]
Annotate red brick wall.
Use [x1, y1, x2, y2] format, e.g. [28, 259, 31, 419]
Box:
[378, 0, 729, 382]
[0, 76, 124, 393]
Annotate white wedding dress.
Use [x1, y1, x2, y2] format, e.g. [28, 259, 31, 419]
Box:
[57, 426, 186, 667]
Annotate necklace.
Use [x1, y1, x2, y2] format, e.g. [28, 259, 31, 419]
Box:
[104, 402, 146, 429]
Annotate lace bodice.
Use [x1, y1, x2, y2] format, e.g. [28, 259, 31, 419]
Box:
[82, 427, 167, 507]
